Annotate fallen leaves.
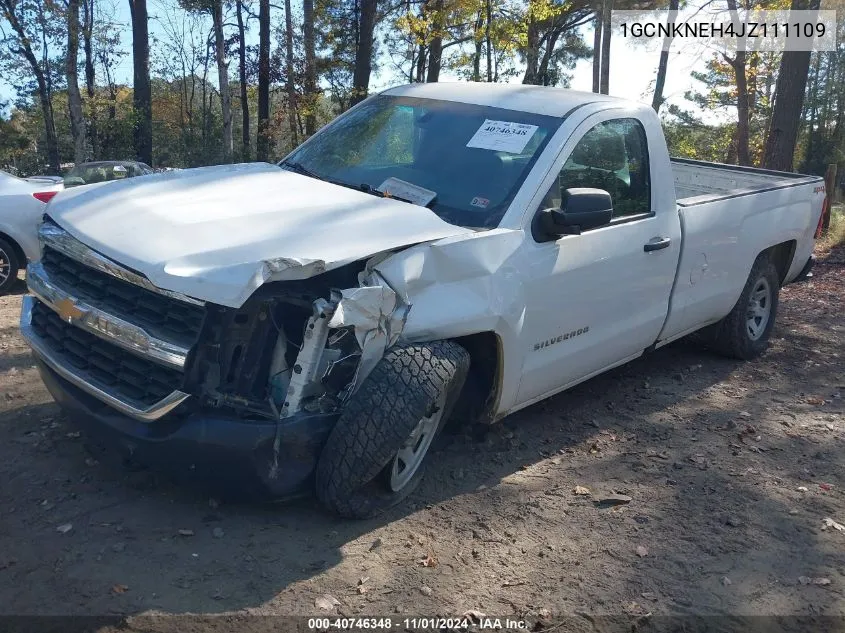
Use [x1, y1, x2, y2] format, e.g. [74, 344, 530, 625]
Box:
[822, 518, 845, 532]
[418, 554, 438, 568]
[594, 493, 632, 508]
[463, 610, 486, 624]
[315, 594, 341, 610]
[356, 577, 369, 594]
[799, 577, 831, 586]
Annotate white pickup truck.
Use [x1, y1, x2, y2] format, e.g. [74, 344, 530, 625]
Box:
[21, 83, 825, 517]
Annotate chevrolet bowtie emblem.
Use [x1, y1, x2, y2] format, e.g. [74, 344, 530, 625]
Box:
[55, 298, 85, 323]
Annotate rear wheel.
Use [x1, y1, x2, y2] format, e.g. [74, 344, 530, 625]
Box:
[315, 341, 469, 519]
[0, 237, 21, 295]
[712, 254, 780, 360]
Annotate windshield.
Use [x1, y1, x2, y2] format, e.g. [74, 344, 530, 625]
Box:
[282, 95, 562, 228]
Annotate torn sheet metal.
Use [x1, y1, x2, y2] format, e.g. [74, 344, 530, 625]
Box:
[371, 228, 526, 415]
[280, 299, 334, 419]
[327, 282, 409, 391]
[373, 228, 525, 339]
[262, 256, 327, 280]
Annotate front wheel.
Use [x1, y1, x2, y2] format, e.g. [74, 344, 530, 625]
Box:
[0, 237, 21, 296]
[712, 254, 780, 360]
[315, 341, 469, 519]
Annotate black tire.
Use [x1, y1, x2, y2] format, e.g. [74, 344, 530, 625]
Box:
[712, 253, 780, 360]
[0, 237, 21, 296]
[315, 340, 470, 519]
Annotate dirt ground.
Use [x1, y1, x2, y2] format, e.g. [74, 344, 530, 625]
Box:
[1, 241, 843, 632]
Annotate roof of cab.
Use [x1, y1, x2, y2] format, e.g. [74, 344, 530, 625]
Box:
[380, 82, 638, 118]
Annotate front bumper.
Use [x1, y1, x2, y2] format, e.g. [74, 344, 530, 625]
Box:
[37, 360, 338, 499]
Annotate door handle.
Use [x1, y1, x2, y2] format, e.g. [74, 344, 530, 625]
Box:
[644, 236, 671, 252]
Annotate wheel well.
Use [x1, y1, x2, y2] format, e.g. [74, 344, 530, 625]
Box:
[0, 231, 25, 267]
[451, 331, 502, 425]
[763, 240, 797, 285]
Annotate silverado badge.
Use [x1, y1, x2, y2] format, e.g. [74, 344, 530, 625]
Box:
[534, 326, 589, 351]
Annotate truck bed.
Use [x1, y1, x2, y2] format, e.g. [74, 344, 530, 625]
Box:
[672, 158, 822, 207]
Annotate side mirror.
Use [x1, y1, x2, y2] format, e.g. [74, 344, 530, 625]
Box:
[532, 188, 613, 242]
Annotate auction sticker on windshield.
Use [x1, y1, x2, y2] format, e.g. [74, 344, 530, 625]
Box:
[466, 120, 539, 154]
[377, 177, 437, 207]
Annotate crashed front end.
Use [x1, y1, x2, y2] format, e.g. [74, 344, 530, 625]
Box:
[21, 218, 408, 498]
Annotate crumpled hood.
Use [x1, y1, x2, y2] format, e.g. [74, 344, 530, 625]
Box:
[46, 162, 472, 307]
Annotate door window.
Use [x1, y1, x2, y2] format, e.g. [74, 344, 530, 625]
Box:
[543, 118, 651, 220]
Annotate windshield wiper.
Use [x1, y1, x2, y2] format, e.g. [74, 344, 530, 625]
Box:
[357, 183, 411, 204]
[280, 160, 321, 180]
[282, 161, 435, 208]
[282, 160, 368, 194]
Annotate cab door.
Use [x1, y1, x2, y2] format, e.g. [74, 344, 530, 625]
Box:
[515, 113, 681, 406]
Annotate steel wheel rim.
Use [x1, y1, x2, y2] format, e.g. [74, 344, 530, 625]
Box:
[388, 392, 447, 492]
[0, 246, 10, 285]
[746, 277, 772, 341]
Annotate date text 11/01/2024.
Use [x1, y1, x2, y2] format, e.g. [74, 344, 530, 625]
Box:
[307, 617, 529, 630]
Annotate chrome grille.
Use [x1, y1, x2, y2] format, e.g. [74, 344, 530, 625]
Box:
[30, 301, 183, 408]
[40, 246, 205, 347]
[23, 220, 196, 421]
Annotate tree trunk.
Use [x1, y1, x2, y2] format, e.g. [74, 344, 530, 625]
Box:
[256, 0, 270, 160]
[805, 52, 820, 166]
[592, 9, 601, 93]
[522, 20, 539, 84]
[415, 43, 427, 82]
[66, 0, 87, 164]
[485, 0, 492, 82]
[202, 41, 211, 159]
[236, 0, 250, 161]
[599, 0, 612, 94]
[36, 69, 60, 173]
[472, 10, 483, 82]
[821, 163, 836, 233]
[732, 55, 751, 166]
[538, 31, 560, 86]
[283, 0, 299, 145]
[351, 0, 377, 102]
[651, 0, 678, 113]
[129, 0, 152, 165]
[0, 0, 60, 172]
[425, 0, 444, 82]
[762, 0, 821, 171]
[303, 0, 317, 135]
[212, 0, 233, 163]
[82, 0, 98, 158]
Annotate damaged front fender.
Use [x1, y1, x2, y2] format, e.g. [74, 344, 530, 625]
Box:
[328, 281, 409, 391]
[264, 228, 526, 422]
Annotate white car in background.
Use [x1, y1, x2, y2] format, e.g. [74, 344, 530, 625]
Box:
[0, 170, 63, 295]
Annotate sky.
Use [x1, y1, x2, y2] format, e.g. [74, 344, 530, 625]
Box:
[0, 3, 726, 125]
